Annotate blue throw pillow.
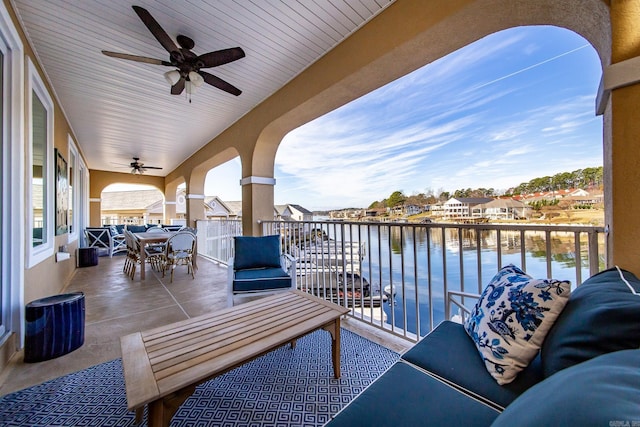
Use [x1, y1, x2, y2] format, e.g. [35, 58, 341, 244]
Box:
[233, 235, 282, 270]
[492, 349, 640, 427]
[540, 266, 640, 377]
[464, 265, 571, 385]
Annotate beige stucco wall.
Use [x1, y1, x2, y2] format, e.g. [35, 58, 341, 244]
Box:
[16, 0, 626, 289]
[14, 0, 83, 304]
[88, 170, 165, 226]
[606, 1, 640, 274]
[7, 0, 640, 374]
[24, 102, 79, 304]
[165, 0, 616, 241]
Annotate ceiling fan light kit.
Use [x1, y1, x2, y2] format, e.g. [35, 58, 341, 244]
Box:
[129, 157, 162, 175]
[164, 70, 181, 85]
[102, 5, 245, 102]
[188, 71, 204, 87]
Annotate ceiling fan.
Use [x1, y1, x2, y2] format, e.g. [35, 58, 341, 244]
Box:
[102, 5, 245, 98]
[129, 157, 162, 175]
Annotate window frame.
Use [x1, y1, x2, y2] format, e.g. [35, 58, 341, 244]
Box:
[26, 58, 54, 268]
[0, 1, 25, 343]
[67, 136, 88, 245]
[68, 136, 78, 243]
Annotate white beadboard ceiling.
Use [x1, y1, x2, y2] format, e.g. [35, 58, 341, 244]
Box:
[12, 0, 393, 176]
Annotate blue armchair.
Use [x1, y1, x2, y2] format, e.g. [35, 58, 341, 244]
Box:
[227, 235, 297, 306]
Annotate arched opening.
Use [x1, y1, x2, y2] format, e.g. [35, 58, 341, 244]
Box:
[101, 183, 164, 227]
[276, 26, 603, 217]
[203, 158, 243, 219]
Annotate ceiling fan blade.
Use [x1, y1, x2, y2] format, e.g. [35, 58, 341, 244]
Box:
[198, 47, 245, 68]
[143, 166, 163, 169]
[171, 77, 185, 95]
[132, 6, 179, 54]
[102, 51, 171, 66]
[199, 70, 242, 96]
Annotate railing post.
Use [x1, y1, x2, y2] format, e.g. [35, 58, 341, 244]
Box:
[589, 231, 600, 277]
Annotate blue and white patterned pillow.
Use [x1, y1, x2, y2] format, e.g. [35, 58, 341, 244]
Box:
[464, 265, 571, 385]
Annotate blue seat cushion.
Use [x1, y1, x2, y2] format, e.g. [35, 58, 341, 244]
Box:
[492, 349, 640, 427]
[540, 267, 640, 377]
[234, 235, 282, 270]
[233, 267, 291, 292]
[401, 321, 543, 409]
[326, 362, 500, 426]
[126, 225, 146, 233]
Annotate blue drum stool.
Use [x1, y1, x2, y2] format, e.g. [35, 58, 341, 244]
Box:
[24, 292, 85, 363]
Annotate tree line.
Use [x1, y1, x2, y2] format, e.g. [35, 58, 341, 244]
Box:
[508, 166, 603, 195]
[368, 166, 603, 209]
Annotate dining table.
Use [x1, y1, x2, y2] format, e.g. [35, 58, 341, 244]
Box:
[133, 231, 177, 280]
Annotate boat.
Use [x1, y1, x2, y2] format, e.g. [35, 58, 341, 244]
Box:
[335, 273, 387, 306]
[383, 284, 397, 298]
[290, 235, 382, 306]
[298, 238, 364, 267]
[297, 271, 386, 307]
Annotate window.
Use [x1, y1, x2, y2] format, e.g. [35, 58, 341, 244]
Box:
[1, 1, 25, 341]
[31, 93, 46, 245]
[0, 39, 4, 337]
[27, 59, 54, 267]
[69, 146, 75, 235]
[68, 137, 88, 244]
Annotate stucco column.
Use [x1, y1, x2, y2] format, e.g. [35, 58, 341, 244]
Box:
[184, 167, 208, 228]
[241, 176, 275, 236]
[89, 174, 103, 226]
[89, 199, 102, 227]
[164, 181, 179, 223]
[606, 1, 640, 274]
[164, 201, 177, 223]
[186, 193, 206, 227]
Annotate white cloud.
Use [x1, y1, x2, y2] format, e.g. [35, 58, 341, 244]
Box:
[269, 26, 603, 210]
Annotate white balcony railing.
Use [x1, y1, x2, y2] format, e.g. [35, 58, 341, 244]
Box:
[197, 219, 605, 343]
[196, 219, 242, 264]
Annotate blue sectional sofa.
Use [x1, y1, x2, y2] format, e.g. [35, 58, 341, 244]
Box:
[325, 267, 640, 426]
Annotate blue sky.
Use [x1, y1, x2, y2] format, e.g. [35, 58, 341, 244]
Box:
[206, 25, 603, 211]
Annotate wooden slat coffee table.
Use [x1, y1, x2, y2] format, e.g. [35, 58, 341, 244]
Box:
[120, 290, 350, 427]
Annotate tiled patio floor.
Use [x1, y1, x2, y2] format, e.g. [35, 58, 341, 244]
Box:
[0, 254, 409, 397]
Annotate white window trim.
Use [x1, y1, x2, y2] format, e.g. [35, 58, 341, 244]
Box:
[79, 160, 89, 247]
[26, 58, 54, 268]
[0, 1, 25, 345]
[68, 135, 79, 243]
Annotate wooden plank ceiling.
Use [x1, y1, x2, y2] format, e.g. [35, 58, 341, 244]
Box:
[12, 0, 393, 176]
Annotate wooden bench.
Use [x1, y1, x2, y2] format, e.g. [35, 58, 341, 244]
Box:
[120, 290, 350, 427]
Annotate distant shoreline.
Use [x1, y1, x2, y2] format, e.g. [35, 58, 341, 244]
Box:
[314, 207, 605, 227]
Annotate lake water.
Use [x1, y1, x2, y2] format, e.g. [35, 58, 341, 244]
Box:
[310, 220, 604, 337]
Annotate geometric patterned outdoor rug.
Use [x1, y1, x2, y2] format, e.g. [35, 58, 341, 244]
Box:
[0, 328, 399, 426]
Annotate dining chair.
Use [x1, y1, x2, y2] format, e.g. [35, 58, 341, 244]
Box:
[145, 227, 165, 233]
[144, 227, 168, 270]
[180, 226, 197, 235]
[163, 231, 197, 283]
[123, 230, 141, 279]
